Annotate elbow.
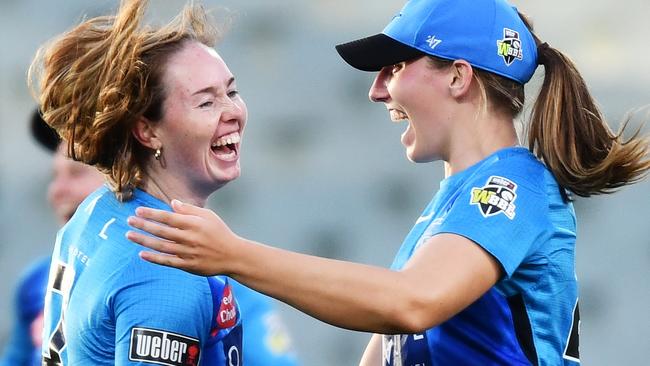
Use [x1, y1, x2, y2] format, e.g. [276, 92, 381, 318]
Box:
[385, 289, 445, 334]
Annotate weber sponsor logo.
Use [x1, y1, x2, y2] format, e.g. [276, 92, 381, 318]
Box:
[129, 327, 201, 366]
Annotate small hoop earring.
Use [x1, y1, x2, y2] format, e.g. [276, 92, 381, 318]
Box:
[154, 147, 162, 160]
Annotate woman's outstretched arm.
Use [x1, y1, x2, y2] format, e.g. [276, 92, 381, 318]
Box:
[127, 200, 501, 334]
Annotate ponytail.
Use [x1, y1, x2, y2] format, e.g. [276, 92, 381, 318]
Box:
[529, 44, 649, 196]
[519, 13, 650, 197]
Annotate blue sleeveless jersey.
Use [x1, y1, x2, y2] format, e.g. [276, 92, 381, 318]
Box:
[41, 187, 242, 366]
[385, 147, 580, 366]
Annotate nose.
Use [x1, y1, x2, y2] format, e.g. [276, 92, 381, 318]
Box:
[221, 98, 247, 125]
[369, 67, 391, 103]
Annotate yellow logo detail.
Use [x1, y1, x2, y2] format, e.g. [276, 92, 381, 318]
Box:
[497, 41, 510, 57]
[471, 188, 494, 204]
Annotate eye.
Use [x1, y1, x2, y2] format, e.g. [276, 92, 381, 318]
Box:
[198, 101, 214, 108]
[227, 90, 240, 98]
[391, 63, 404, 74]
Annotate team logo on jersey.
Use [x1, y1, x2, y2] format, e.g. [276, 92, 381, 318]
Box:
[129, 327, 200, 366]
[470, 176, 518, 219]
[217, 285, 237, 329]
[497, 28, 524, 66]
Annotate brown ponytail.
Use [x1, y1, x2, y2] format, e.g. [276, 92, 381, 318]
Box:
[529, 43, 649, 197]
[519, 13, 650, 197]
[28, 0, 222, 201]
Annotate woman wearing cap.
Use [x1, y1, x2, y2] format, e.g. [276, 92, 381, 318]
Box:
[127, 0, 650, 364]
[29, 1, 248, 364]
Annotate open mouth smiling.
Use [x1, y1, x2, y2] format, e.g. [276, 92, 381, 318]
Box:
[211, 131, 241, 161]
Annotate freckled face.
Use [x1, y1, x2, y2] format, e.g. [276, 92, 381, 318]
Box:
[154, 42, 248, 196]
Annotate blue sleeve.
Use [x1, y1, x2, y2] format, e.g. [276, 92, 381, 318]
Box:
[227, 278, 299, 366]
[111, 257, 241, 366]
[436, 172, 549, 277]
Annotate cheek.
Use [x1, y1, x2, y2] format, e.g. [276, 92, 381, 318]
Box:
[163, 127, 215, 172]
[388, 69, 422, 100]
[160, 121, 205, 155]
[158, 101, 198, 143]
[46, 183, 57, 204]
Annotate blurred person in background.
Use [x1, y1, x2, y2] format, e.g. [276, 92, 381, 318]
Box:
[127, 0, 650, 365]
[27, 0, 297, 364]
[0, 110, 104, 366]
[1, 109, 298, 366]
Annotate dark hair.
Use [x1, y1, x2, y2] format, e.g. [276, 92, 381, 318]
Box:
[29, 0, 221, 201]
[427, 12, 649, 198]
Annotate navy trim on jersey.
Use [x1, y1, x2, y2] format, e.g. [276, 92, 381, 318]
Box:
[508, 294, 538, 366]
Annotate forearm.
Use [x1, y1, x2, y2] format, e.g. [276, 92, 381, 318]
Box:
[229, 238, 423, 333]
[128, 205, 498, 334]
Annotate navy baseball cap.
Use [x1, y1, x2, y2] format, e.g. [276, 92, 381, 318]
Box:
[31, 108, 60, 152]
[335, 0, 538, 84]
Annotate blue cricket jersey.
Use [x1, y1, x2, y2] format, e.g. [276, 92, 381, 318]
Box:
[2, 263, 299, 366]
[41, 186, 242, 366]
[385, 147, 580, 366]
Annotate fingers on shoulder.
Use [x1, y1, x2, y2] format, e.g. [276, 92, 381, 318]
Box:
[127, 230, 176, 253]
[139, 250, 185, 269]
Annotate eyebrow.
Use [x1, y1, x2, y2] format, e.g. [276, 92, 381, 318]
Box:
[191, 77, 236, 96]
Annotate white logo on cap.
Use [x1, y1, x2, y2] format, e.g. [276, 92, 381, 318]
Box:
[426, 35, 442, 49]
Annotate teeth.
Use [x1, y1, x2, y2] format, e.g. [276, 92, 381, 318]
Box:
[215, 150, 236, 159]
[389, 109, 408, 121]
[212, 132, 241, 148]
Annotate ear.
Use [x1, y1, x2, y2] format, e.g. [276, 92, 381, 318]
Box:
[132, 116, 160, 150]
[448, 60, 474, 99]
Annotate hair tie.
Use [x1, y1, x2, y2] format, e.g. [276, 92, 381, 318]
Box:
[537, 42, 550, 66]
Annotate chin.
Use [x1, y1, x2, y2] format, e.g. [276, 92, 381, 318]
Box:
[406, 148, 424, 163]
[211, 168, 241, 189]
[407, 150, 438, 164]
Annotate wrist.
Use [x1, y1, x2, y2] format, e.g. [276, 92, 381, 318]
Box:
[222, 235, 253, 278]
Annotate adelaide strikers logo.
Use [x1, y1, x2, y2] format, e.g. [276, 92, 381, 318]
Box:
[470, 176, 518, 219]
[496, 28, 524, 66]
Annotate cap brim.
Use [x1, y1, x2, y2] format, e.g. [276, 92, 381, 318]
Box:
[30, 108, 60, 152]
[335, 33, 424, 72]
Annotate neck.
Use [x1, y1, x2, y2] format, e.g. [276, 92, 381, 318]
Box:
[142, 170, 208, 208]
[444, 110, 519, 178]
